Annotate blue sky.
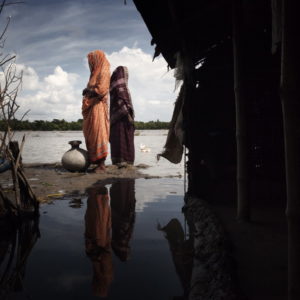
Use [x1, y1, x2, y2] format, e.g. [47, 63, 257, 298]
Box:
[1, 0, 177, 121]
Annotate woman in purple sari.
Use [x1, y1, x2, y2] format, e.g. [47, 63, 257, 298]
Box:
[109, 66, 135, 165]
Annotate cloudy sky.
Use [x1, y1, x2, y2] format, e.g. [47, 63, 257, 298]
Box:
[1, 0, 178, 122]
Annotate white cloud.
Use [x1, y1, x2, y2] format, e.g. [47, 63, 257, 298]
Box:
[17, 66, 82, 121]
[107, 47, 177, 121]
[17, 64, 40, 90]
[148, 100, 162, 105]
[16, 47, 177, 122]
[44, 66, 78, 89]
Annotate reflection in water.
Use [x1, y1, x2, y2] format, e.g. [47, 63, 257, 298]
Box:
[0, 217, 40, 300]
[159, 196, 240, 300]
[110, 180, 136, 262]
[158, 219, 194, 300]
[85, 186, 113, 297]
[84, 180, 136, 297]
[69, 197, 83, 209]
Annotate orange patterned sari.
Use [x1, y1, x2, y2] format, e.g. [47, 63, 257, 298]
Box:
[85, 186, 113, 297]
[82, 50, 110, 163]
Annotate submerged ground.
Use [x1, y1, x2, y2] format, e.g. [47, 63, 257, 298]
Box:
[0, 162, 288, 299]
[1, 175, 187, 300]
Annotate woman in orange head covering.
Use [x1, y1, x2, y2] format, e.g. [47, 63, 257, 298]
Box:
[82, 50, 110, 173]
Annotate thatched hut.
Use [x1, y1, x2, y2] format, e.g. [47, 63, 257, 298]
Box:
[132, 0, 300, 299]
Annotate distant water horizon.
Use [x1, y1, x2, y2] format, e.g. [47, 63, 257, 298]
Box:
[11, 130, 184, 178]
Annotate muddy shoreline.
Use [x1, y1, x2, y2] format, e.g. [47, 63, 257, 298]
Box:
[0, 163, 182, 203]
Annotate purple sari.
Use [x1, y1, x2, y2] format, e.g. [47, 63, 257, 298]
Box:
[109, 66, 135, 164]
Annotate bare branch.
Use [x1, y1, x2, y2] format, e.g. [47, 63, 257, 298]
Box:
[0, 16, 11, 42]
[0, 0, 38, 218]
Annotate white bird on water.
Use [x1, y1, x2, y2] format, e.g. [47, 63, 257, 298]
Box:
[140, 143, 151, 152]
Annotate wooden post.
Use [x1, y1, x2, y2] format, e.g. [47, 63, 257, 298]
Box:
[280, 0, 300, 298]
[232, 0, 250, 221]
[8, 138, 39, 214]
[0, 186, 17, 214]
[9, 141, 21, 211]
[167, 0, 198, 198]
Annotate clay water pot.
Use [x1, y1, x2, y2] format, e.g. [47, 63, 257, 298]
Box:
[61, 140, 89, 172]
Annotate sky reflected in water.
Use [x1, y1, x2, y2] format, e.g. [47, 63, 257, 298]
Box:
[2, 178, 185, 300]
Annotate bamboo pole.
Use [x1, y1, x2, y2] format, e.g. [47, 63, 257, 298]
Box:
[280, 0, 300, 298]
[232, 0, 250, 221]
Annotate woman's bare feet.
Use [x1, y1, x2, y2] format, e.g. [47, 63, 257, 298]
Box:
[93, 165, 105, 173]
[93, 158, 106, 173]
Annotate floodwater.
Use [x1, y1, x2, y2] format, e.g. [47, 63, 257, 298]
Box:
[1, 178, 188, 300]
[1, 131, 191, 299]
[11, 130, 184, 177]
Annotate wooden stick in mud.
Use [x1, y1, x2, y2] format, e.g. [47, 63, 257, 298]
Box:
[9, 139, 38, 212]
[8, 142, 21, 211]
[0, 185, 17, 213]
[17, 168, 38, 209]
[8, 139, 38, 212]
[14, 135, 25, 171]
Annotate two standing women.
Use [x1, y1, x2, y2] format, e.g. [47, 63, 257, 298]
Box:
[82, 50, 135, 172]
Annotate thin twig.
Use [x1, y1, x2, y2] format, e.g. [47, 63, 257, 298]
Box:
[0, 16, 10, 42]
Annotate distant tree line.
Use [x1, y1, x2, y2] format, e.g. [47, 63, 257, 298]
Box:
[0, 118, 170, 131]
[134, 120, 169, 130]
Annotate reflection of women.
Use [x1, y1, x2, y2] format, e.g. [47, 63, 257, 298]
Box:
[82, 50, 110, 173]
[84, 186, 113, 297]
[110, 180, 136, 261]
[109, 66, 135, 165]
